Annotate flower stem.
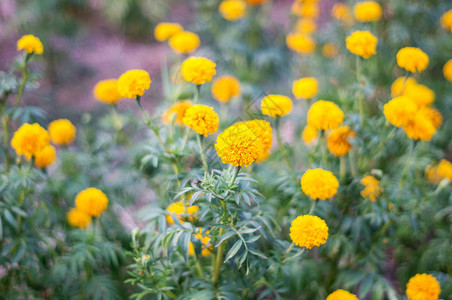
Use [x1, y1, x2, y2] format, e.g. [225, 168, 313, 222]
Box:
[320, 131, 328, 169]
[308, 199, 318, 215]
[196, 134, 209, 174]
[275, 117, 294, 172]
[14, 54, 30, 107]
[212, 200, 227, 285]
[340, 155, 346, 182]
[356, 56, 365, 127]
[230, 166, 241, 187]
[398, 140, 416, 196]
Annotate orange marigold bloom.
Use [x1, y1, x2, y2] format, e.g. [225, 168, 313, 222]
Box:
[443, 59, 452, 82]
[383, 96, 418, 128]
[353, 1, 382, 22]
[67, 208, 92, 229]
[295, 18, 317, 34]
[17, 34, 44, 55]
[440, 9, 452, 32]
[402, 110, 436, 141]
[169, 31, 201, 54]
[290, 215, 328, 249]
[34, 144, 56, 168]
[237, 120, 273, 162]
[331, 3, 354, 25]
[181, 57, 216, 85]
[154, 22, 183, 41]
[301, 168, 339, 200]
[396, 47, 429, 73]
[419, 106, 442, 129]
[292, 2, 319, 18]
[403, 83, 435, 106]
[261, 94, 293, 117]
[245, 0, 267, 5]
[182, 104, 219, 136]
[11, 123, 50, 159]
[346, 30, 378, 59]
[189, 228, 213, 257]
[219, 0, 247, 21]
[322, 43, 338, 59]
[286, 32, 316, 55]
[390, 76, 417, 97]
[292, 77, 318, 99]
[360, 175, 382, 202]
[302, 125, 318, 146]
[117, 70, 151, 98]
[211, 75, 241, 103]
[327, 126, 355, 156]
[327, 289, 359, 300]
[93, 79, 123, 105]
[406, 273, 441, 300]
[166, 201, 200, 225]
[307, 100, 344, 130]
[162, 100, 193, 125]
[75, 187, 109, 218]
[48, 119, 76, 146]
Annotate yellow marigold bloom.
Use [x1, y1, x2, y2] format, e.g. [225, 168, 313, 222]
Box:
[286, 32, 316, 55]
[326, 289, 359, 300]
[211, 75, 241, 103]
[406, 273, 441, 300]
[292, 77, 318, 99]
[67, 208, 92, 229]
[93, 79, 122, 105]
[402, 110, 436, 141]
[290, 215, 328, 249]
[292, 2, 319, 18]
[396, 47, 429, 73]
[301, 168, 339, 200]
[245, 0, 267, 5]
[302, 125, 318, 146]
[295, 18, 317, 34]
[346, 31, 378, 59]
[322, 43, 338, 59]
[48, 119, 76, 146]
[215, 123, 265, 167]
[237, 120, 273, 162]
[440, 9, 452, 32]
[307, 100, 344, 130]
[219, 0, 247, 21]
[181, 57, 216, 85]
[162, 100, 193, 125]
[403, 84, 435, 106]
[331, 3, 354, 25]
[383, 96, 418, 128]
[34, 145, 56, 168]
[182, 104, 219, 136]
[360, 175, 382, 202]
[390, 76, 417, 97]
[166, 201, 200, 225]
[75, 187, 109, 218]
[154, 22, 183, 41]
[426, 160, 452, 185]
[443, 59, 452, 82]
[168, 31, 200, 54]
[327, 126, 355, 156]
[353, 1, 382, 22]
[419, 106, 442, 129]
[11, 123, 49, 159]
[117, 70, 151, 99]
[189, 229, 212, 257]
[17, 34, 44, 55]
[261, 94, 293, 117]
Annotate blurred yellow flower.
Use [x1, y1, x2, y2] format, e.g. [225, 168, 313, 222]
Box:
[162, 100, 193, 125]
[17, 34, 43, 55]
[390, 76, 417, 97]
[117, 70, 151, 98]
[443, 59, 452, 82]
[327, 126, 355, 156]
[245, 0, 267, 5]
[307, 100, 344, 130]
[261, 94, 293, 117]
[419, 106, 442, 129]
[331, 3, 354, 25]
[75, 187, 109, 218]
[237, 120, 273, 162]
[295, 18, 317, 34]
[166, 201, 200, 225]
[181, 57, 216, 85]
[322, 43, 338, 59]
[302, 125, 318, 146]
[396, 47, 429, 73]
[383, 96, 418, 128]
[292, 2, 319, 18]
[34, 145, 56, 169]
[11, 123, 49, 159]
[219, 0, 247, 21]
[67, 208, 92, 229]
[406, 273, 441, 300]
[440, 9, 452, 32]
[286, 32, 316, 55]
[403, 83, 435, 106]
[211, 75, 241, 103]
[360, 175, 382, 202]
[301, 168, 339, 200]
[353, 1, 382, 22]
[326, 289, 359, 300]
[346, 31, 378, 59]
[292, 77, 318, 99]
[182, 104, 219, 136]
[154, 22, 183, 41]
[189, 229, 212, 257]
[93, 79, 123, 105]
[426, 159, 452, 184]
[402, 110, 436, 141]
[48, 119, 76, 146]
[168, 31, 200, 54]
[290, 215, 328, 249]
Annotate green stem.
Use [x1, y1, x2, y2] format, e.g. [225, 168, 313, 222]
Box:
[320, 131, 328, 169]
[196, 134, 209, 174]
[14, 56, 29, 107]
[398, 140, 416, 195]
[356, 56, 365, 127]
[230, 166, 241, 187]
[193, 252, 205, 279]
[340, 155, 346, 182]
[194, 85, 201, 104]
[212, 200, 228, 285]
[349, 150, 358, 177]
[275, 118, 294, 172]
[308, 199, 318, 215]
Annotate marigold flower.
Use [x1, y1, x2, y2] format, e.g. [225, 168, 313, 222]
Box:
[166, 201, 200, 225]
[117, 70, 151, 98]
[301, 168, 339, 200]
[48, 119, 76, 146]
[322, 43, 338, 59]
[34, 145, 56, 168]
[327, 126, 355, 156]
[237, 120, 273, 162]
[261, 94, 293, 117]
[211, 75, 241, 103]
[162, 100, 193, 125]
[419, 106, 442, 129]
[406, 273, 441, 300]
[17, 34, 44, 55]
[331, 3, 354, 25]
[292, 77, 318, 99]
[403, 83, 435, 106]
[390, 76, 417, 97]
[396, 47, 429, 73]
[189, 229, 212, 257]
[11, 123, 49, 159]
[346, 31, 378, 59]
[326, 289, 359, 300]
[426, 159, 452, 184]
[154, 22, 183, 41]
[307, 100, 344, 130]
[353, 1, 382, 22]
[295, 18, 317, 34]
[215, 123, 265, 167]
[440, 9, 452, 32]
[290, 215, 328, 249]
[402, 110, 436, 141]
[181, 57, 216, 85]
[286, 32, 316, 55]
[219, 0, 247, 21]
[383, 96, 418, 128]
[302, 125, 318, 146]
[169, 31, 200, 54]
[443, 59, 452, 82]
[93, 79, 122, 105]
[245, 0, 267, 5]
[360, 175, 382, 202]
[182, 104, 219, 136]
[75, 187, 109, 218]
[292, 2, 319, 18]
[67, 208, 92, 229]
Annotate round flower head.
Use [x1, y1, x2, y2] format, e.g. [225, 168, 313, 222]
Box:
[67, 208, 92, 229]
[162, 100, 193, 125]
[292, 77, 318, 99]
[93, 79, 122, 105]
[219, 0, 247, 21]
[435, 159, 452, 182]
[353, 1, 382, 22]
[246, 0, 267, 5]
[261, 94, 293, 117]
[391, 76, 417, 97]
[406, 273, 441, 300]
[34, 145, 56, 168]
[419, 106, 442, 129]
[236, 120, 273, 162]
[301, 168, 339, 200]
[182, 104, 219, 136]
[403, 84, 435, 106]
[75, 187, 109, 218]
[11, 123, 49, 159]
[181, 57, 216, 85]
[302, 125, 318, 146]
[295, 18, 317, 34]
[440, 9, 452, 32]
[307, 100, 344, 130]
[289, 215, 329, 249]
[169, 31, 200, 54]
[17, 34, 43, 55]
[331, 3, 354, 26]
[286, 32, 316, 55]
[327, 126, 356, 156]
[402, 110, 436, 141]
[396, 47, 429, 73]
[443, 59, 452, 82]
[292, 2, 319, 18]
[346, 31, 378, 59]
[154, 22, 183, 41]
[117, 69, 151, 99]
[215, 123, 265, 167]
[383, 96, 418, 128]
[166, 201, 200, 225]
[360, 175, 382, 202]
[327, 289, 359, 300]
[322, 43, 338, 59]
[211, 75, 241, 103]
[48, 119, 76, 146]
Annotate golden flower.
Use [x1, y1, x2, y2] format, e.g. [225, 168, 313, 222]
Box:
[403, 83, 435, 106]
[443, 59, 452, 82]
[419, 106, 442, 129]
[17, 34, 44, 55]
[292, 2, 319, 18]
[307, 100, 344, 130]
[331, 3, 354, 25]
[219, 0, 247, 21]
[327, 126, 355, 156]
[396, 47, 429, 73]
[211, 75, 241, 103]
[406, 273, 441, 300]
[360, 175, 382, 202]
[117, 70, 151, 98]
[292, 77, 318, 99]
[215, 123, 265, 167]
[166, 201, 200, 225]
[346, 30, 378, 59]
[353, 1, 382, 22]
[261, 94, 293, 117]
[425, 160, 452, 185]
[286, 32, 316, 55]
[181, 57, 216, 85]
[75, 187, 109, 218]
[302, 125, 318, 146]
[295, 18, 317, 34]
[162, 100, 193, 125]
[182, 104, 219, 136]
[326, 289, 359, 300]
[93, 79, 122, 105]
[390, 76, 417, 97]
[383, 96, 418, 128]
[322, 43, 338, 59]
[245, 0, 267, 5]
[154, 22, 183, 41]
[402, 110, 436, 141]
[34, 145, 56, 168]
[11, 123, 49, 159]
[301, 168, 339, 200]
[67, 208, 92, 229]
[237, 120, 273, 162]
[289, 215, 328, 249]
[189, 229, 212, 257]
[48, 119, 76, 146]
[168, 31, 200, 54]
[440, 9, 452, 32]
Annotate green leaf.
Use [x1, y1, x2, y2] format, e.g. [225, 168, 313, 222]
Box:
[224, 240, 242, 262]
